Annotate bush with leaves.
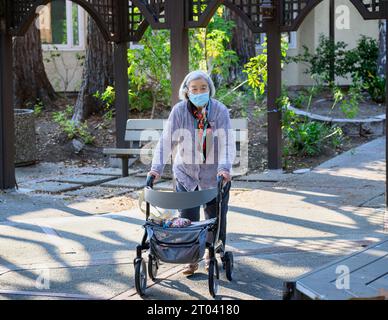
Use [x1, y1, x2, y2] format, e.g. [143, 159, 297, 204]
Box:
[279, 93, 343, 158]
[190, 7, 238, 81]
[286, 34, 351, 85]
[52, 105, 94, 144]
[287, 34, 384, 103]
[243, 36, 289, 100]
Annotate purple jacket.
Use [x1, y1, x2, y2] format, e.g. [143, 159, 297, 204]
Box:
[151, 98, 236, 191]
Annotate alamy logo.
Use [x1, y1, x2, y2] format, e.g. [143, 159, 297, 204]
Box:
[336, 5, 350, 30]
[335, 265, 350, 290]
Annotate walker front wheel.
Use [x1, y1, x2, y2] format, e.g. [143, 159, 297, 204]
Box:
[148, 255, 159, 281]
[134, 258, 147, 296]
[208, 259, 219, 298]
[224, 251, 234, 281]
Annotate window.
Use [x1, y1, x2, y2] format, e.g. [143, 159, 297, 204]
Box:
[39, 0, 85, 50]
[256, 31, 297, 50]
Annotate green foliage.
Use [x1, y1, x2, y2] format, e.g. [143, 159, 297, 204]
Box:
[190, 8, 238, 79]
[33, 99, 44, 116]
[215, 82, 255, 117]
[288, 34, 383, 103]
[364, 74, 385, 104]
[93, 86, 116, 121]
[243, 36, 289, 99]
[52, 105, 95, 145]
[127, 28, 172, 111]
[287, 34, 350, 85]
[279, 93, 343, 158]
[345, 36, 379, 85]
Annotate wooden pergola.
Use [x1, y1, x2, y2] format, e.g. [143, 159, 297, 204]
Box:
[1, 0, 388, 204]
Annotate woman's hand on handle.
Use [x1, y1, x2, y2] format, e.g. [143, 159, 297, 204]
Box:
[217, 170, 231, 183]
[146, 170, 160, 187]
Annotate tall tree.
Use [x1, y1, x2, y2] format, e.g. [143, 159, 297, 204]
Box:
[13, 17, 57, 109]
[72, 16, 114, 123]
[224, 8, 257, 84]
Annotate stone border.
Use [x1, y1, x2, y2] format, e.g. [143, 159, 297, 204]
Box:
[288, 105, 386, 136]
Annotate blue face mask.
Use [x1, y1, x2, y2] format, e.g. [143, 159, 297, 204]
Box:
[188, 92, 210, 107]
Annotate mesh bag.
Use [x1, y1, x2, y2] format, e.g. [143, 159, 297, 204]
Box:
[146, 219, 216, 264]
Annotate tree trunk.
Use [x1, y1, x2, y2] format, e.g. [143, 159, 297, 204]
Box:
[224, 8, 257, 85]
[13, 19, 57, 109]
[72, 16, 114, 123]
[377, 20, 386, 78]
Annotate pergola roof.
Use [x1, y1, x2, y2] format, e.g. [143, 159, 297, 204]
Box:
[1, 0, 388, 205]
[7, 1, 386, 42]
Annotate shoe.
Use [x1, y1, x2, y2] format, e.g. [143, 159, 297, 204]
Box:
[182, 263, 198, 276]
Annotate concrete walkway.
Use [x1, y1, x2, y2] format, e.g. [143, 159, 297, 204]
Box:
[0, 138, 386, 300]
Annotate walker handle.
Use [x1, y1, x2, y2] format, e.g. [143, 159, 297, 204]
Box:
[217, 174, 224, 193]
[146, 174, 155, 188]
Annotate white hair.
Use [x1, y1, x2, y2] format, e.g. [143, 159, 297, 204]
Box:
[178, 70, 216, 101]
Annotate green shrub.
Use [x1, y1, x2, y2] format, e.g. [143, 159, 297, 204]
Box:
[52, 106, 95, 144]
[280, 94, 343, 158]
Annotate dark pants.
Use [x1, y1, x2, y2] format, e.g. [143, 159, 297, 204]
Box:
[175, 179, 231, 247]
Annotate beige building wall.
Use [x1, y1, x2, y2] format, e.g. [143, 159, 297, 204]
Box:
[281, 0, 379, 86]
[43, 50, 85, 92]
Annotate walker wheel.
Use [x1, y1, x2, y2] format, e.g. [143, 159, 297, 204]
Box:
[148, 255, 159, 281]
[208, 259, 219, 298]
[134, 258, 147, 296]
[224, 251, 234, 281]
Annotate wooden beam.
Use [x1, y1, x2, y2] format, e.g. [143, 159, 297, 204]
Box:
[113, 42, 130, 148]
[329, 0, 335, 84]
[0, 32, 15, 190]
[265, 8, 282, 170]
[167, 0, 189, 106]
[385, 1, 388, 207]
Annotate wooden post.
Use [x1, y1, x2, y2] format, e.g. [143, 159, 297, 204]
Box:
[167, 0, 189, 106]
[329, 0, 335, 84]
[0, 31, 15, 190]
[113, 42, 130, 148]
[265, 6, 282, 170]
[385, 3, 388, 207]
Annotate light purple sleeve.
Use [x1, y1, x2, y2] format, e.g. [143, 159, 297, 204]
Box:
[216, 106, 236, 173]
[150, 104, 180, 176]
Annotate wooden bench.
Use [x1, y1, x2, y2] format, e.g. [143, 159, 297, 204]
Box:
[103, 118, 248, 177]
[283, 237, 388, 300]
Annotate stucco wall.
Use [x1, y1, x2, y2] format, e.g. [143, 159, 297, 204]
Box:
[281, 0, 379, 86]
[43, 50, 85, 92]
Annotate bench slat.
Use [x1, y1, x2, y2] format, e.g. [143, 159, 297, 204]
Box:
[126, 118, 248, 130]
[230, 118, 248, 129]
[126, 119, 166, 130]
[124, 129, 248, 142]
[125, 130, 162, 141]
[103, 148, 153, 155]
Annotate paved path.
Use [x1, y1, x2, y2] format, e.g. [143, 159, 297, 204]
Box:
[0, 138, 386, 300]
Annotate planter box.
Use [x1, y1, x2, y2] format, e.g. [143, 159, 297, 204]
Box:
[14, 109, 38, 166]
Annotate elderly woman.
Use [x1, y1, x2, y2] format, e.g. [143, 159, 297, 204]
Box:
[147, 70, 236, 275]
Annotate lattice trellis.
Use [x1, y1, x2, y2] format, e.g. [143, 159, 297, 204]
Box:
[187, 0, 213, 22]
[7, 0, 388, 42]
[350, 0, 383, 19]
[9, 0, 37, 33]
[186, 0, 266, 32]
[8, 0, 120, 41]
[282, 0, 311, 30]
[282, 0, 385, 31]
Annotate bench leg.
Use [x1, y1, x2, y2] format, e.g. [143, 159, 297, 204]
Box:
[121, 156, 129, 177]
